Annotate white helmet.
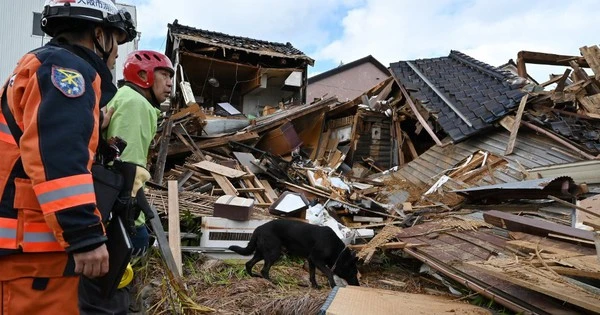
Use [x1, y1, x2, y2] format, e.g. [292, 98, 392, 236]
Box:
[41, 0, 136, 44]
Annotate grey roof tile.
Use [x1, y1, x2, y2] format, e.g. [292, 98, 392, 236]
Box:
[390, 51, 524, 142]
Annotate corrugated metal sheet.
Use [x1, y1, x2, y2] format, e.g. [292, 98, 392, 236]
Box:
[528, 160, 600, 184]
[453, 176, 576, 201]
[391, 129, 583, 190]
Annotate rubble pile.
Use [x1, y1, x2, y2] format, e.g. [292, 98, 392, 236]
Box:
[142, 27, 600, 314]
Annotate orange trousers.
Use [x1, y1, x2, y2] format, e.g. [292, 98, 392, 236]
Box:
[1, 276, 79, 314]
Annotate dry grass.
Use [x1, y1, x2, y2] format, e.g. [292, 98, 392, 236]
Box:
[134, 249, 453, 314]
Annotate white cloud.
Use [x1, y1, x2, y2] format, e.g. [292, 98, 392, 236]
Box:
[130, 0, 600, 82]
[134, 0, 360, 53]
[315, 0, 600, 82]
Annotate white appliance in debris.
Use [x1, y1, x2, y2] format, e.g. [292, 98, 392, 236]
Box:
[195, 216, 271, 260]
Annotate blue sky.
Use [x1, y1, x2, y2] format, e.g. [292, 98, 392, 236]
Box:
[125, 0, 600, 81]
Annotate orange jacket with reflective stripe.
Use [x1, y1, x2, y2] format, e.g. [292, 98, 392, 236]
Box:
[0, 44, 106, 257]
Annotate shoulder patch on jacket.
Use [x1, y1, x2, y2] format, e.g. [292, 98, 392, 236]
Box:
[51, 66, 85, 98]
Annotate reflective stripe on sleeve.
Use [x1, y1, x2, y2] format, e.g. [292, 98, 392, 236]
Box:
[33, 174, 96, 214]
[22, 222, 63, 252]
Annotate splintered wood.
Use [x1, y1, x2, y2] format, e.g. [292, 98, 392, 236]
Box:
[147, 189, 219, 216]
[440, 217, 493, 232]
[357, 225, 403, 264]
[467, 259, 600, 313]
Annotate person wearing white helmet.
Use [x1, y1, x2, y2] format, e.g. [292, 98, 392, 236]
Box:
[0, 0, 135, 313]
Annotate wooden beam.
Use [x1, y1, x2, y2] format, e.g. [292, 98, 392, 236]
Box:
[483, 210, 595, 244]
[197, 132, 258, 150]
[540, 69, 571, 87]
[516, 54, 527, 78]
[393, 77, 443, 146]
[167, 181, 182, 275]
[173, 129, 206, 161]
[551, 267, 600, 280]
[547, 195, 600, 219]
[148, 205, 182, 280]
[240, 69, 262, 95]
[580, 45, 600, 80]
[212, 173, 238, 195]
[505, 94, 529, 155]
[517, 51, 590, 68]
[193, 160, 246, 178]
[519, 120, 597, 160]
[467, 261, 600, 313]
[152, 119, 173, 185]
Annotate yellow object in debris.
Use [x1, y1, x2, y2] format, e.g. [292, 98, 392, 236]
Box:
[118, 263, 134, 289]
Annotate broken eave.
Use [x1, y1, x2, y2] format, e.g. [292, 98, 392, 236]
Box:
[453, 176, 577, 202]
[170, 31, 315, 66]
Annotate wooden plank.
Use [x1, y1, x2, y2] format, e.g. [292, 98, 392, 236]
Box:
[193, 160, 246, 178]
[148, 205, 182, 280]
[152, 119, 173, 185]
[170, 102, 206, 121]
[167, 181, 182, 275]
[213, 187, 264, 193]
[547, 195, 600, 219]
[176, 169, 193, 190]
[569, 60, 600, 95]
[374, 79, 394, 104]
[260, 180, 278, 201]
[509, 232, 595, 256]
[506, 240, 582, 259]
[540, 69, 572, 87]
[403, 131, 419, 160]
[393, 76, 443, 146]
[250, 173, 274, 204]
[551, 267, 600, 280]
[517, 50, 589, 68]
[580, 45, 600, 80]
[195, 131, 258, 150]
[173, 128, 206, 160]
[212, 173, 238, 196]
[505, 94, 529, 155]
[466, 261, 600, 313]
[578, 94, 600, 115]
[484, 210, 595, 243]
[240, 172, 265, 204]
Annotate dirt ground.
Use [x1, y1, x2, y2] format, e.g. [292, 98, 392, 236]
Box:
[135, 249, 494, 314]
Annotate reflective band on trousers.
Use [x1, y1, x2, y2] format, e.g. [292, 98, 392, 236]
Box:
[37, 183, 94, 205]
[23, 231, 57, 243]
[0, 227, 17, 239]
[0, 219, 62, 251]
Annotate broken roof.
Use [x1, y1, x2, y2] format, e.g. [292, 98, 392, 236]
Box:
[168, 20, 314, 65]
[390, 50, 525, 142]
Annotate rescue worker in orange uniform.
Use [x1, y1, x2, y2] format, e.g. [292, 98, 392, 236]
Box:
[0, 0, 135, 313]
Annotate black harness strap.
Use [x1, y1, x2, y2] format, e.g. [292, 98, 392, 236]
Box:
[1, 83, 27, 178]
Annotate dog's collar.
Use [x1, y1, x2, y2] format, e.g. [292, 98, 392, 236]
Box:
[331, 247, 347, 272]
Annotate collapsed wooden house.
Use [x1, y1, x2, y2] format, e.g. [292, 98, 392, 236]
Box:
[142, 39, 600, 313]
[165, 20, 315, 116]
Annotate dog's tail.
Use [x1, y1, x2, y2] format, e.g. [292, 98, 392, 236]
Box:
[228, 233, 257, 256]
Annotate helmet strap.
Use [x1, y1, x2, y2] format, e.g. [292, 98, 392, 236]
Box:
[92, 28, 114, 63]
[149, 88, 162, 109]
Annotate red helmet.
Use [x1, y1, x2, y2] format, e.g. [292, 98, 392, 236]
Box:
[123, 50, 174, 89]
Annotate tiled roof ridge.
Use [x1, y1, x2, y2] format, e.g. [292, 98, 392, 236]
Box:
[449, 50, 517, 81]
[169, 21, 306, 56]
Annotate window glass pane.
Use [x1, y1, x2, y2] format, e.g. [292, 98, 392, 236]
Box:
[32, 12, 44, 36]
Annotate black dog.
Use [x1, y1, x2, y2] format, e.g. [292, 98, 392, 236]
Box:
[228, 219, 359, 288]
